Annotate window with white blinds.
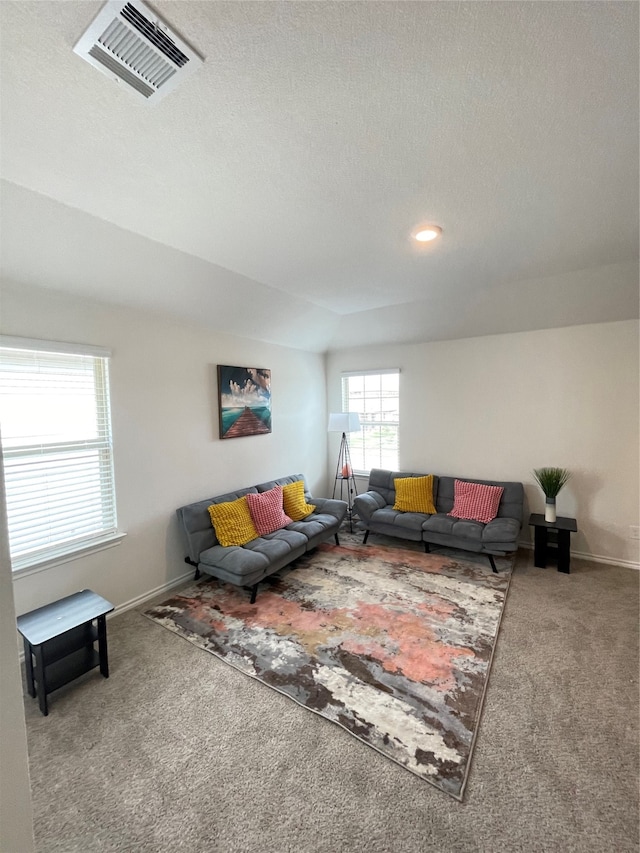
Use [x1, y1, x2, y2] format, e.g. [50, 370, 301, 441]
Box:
[341, 369, 399, 473]
[0, 338, 118, 572]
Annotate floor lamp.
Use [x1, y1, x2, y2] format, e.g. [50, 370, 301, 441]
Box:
[328, 412, 360, 531]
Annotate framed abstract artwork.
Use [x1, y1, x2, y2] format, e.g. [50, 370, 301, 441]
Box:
[217, 365, 272, 439]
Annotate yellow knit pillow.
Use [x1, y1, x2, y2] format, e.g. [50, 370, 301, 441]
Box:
[282, 480, 316, 521]
[393, 475, 436, 514]
[207, 496, 259, 547]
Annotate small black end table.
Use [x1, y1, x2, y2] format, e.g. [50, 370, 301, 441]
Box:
[529, 513, 578, 574]
[17, 589, 114, 716]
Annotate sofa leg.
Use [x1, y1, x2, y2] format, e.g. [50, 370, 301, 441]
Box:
[249, 584, 259, 604]
[424, 541, 430, 553]
[488, 555, 498, 573]
[334, 533, 340, 545]
[362, 530, 370, 545]
[185, 556, 200, 580]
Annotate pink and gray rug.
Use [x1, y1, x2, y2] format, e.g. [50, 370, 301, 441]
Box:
[144, 542, 512, 799]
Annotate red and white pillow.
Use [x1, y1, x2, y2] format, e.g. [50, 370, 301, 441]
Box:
[448, 480, 504, 524]
[246, 486, 292, 535]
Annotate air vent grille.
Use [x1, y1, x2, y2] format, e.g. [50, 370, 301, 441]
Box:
[88, 45, 156, 98]
[73, 0, 203, 103]
[120, 2, 188, 67]
[97, 19, 177, 88]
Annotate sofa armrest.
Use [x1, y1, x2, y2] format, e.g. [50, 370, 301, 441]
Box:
[353, 491, 386, 524]
[311, 497, 348, 523]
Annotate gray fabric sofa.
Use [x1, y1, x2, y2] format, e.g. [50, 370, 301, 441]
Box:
[177, 474, 347, 602]
[353, 468, 524, 572]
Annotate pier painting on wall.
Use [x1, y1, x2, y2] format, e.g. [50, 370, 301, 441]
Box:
[217, 365, 272, 439]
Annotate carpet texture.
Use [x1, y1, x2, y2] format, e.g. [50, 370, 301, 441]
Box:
[144, 542, 512, 799]
[22, 545, 639, 853]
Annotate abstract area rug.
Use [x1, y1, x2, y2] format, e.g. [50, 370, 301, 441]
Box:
[143, 543, 513, 799]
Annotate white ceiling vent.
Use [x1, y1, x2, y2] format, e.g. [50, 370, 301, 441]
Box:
[73, 0, 203, 103]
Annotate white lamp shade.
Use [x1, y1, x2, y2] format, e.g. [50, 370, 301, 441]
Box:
[328, 412, 361, 433]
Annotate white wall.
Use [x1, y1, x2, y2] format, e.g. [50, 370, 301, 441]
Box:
[327, 320, 640, 567]
[2, 278, 638, 623]
[0, 455, 34, 853]
[1, 281, 328, 615]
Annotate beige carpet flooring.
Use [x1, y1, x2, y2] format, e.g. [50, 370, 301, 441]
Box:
[21, 538, 639, 853]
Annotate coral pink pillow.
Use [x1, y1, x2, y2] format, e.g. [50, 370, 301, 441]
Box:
[448, 480, 504, 524]
[246, 486, 292, 535]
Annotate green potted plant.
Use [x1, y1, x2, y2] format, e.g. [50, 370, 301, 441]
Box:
[533, 467, 571, 523]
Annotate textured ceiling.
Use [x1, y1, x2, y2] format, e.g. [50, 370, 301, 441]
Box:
[0, 1, 638, 351]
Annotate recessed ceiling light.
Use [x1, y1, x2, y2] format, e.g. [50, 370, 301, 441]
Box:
[413, 225, 442, 242]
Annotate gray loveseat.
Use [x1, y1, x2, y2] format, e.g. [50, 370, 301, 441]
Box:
[177, 474, 347, 602]
[353, 468, 524, 572]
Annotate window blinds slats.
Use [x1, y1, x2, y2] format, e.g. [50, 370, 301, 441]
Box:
[11, 519, 115, 549]
[6, 491, 115, 519]
[14, 531, 118, 568]
[0, 343, 117, 571]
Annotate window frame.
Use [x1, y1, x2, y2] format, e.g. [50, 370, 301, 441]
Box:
[0, 336, 123, 575]
[341, 369, 400, 475]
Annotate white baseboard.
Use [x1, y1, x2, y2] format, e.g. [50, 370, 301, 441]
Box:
[517, 540, 639, 571]
[109, 568, 195, 617]
[17, 569, 195, 663]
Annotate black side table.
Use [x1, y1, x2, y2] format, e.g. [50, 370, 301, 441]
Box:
[529, 513, 578, 574]
[17, 589, 114, 716]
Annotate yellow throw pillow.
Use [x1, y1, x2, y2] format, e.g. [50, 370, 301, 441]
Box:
[393, 475, 436, 515]
[208, 496, 259, 546]
[282, 480, 316, 521]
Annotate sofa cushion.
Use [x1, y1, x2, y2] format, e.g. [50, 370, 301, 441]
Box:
[207, 496, 258, 547]
[177, 488, 259, 560]
[448, 480, 504, 524]
[199, 543, 269, 579]
[371, 507, 404, 526]
[365, 507, 425, 533]
[282, 480, 316, 520]
[451, 519, 484, 542]
[422, 514, 484, 542]
[242, 533, 304, 563]
[482, 517, 521, 544]
[436, 477, 523, 521]
[367, 468, 439, 509]
[393, 475, 436, 514]
[262, 528, 308, 549]
[392, 511, 429, 532]
[285, 511, 336, 539]
[423, 514, 458, 536]
[246, 486, 292, 535]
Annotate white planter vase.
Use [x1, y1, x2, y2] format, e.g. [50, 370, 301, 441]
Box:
[545, 498, 556, 523]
